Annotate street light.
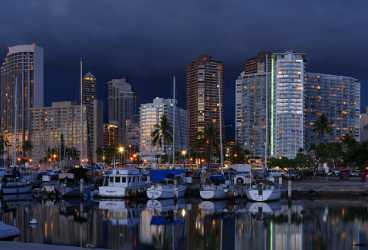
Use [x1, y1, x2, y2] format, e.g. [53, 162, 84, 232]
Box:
[181, 149, 187, 168]
[118, 146, 125, 166]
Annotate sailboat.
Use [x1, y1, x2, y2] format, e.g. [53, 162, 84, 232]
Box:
[246, 54, 281, 202]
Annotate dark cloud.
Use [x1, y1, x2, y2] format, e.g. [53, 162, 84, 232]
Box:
[1, 0, 368, 127]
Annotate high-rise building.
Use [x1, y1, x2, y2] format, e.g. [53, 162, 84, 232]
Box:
[139, 97, 188, 160]
[92, 99, 104, 163]
[235, 72, 270, 156]
[236, 52, 272, 156]
[360, 108, 368, 142]
[82, 72, 97, 162]
[305, 73, 360, 146]
[0, 44, 44, 157]
[103, 122, 119, 148]
[107, 78, 135, 145]
[271, 51, 305, 159]
[126, 114, 140, 149]
[30, 102, 87, 163]
[186, 55, 224, 149]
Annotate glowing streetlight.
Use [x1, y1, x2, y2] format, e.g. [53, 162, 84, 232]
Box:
[118, 146, 125, 166]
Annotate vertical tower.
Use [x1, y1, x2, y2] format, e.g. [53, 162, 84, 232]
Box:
[107, 78, 135, 145]
[271, 51, 305, 159]
[0, 44, 44, 157]
[235, 52, 272, 157]
[186, 55, 224, 150]
[82, 72, 97, 162]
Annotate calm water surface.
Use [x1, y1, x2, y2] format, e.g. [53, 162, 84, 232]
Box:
[1, 198, 368, 250]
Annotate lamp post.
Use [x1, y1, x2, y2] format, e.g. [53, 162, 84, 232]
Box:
[181, 149, 187, 168]
[118, 146, 125, 166]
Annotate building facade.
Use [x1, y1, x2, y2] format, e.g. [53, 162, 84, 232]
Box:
[186, 55, 224, 149]
[360, 108, 368, 142]
[0, 44, 44, 158]
[305, 73, 360, 146]
[235, 72, 270, 156]
[107, 78, 135, 145]
[30, 102, 87, 163]
[271, 52, 305, 159]
[82, 72, 97, 162]
[92, 99, 104, 163]
[103, 122, 119, 148]
[139, 97, 188, 160]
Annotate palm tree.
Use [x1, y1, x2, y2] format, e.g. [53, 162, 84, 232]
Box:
[313, 114, 332, 144]
[151, 115, 172, 162]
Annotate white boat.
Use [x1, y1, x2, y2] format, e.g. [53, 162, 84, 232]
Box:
[146, 176, 186, 200]
[2, 174, 33, 195]
[98, 167, 150, 198]
[246, 180, 282, 202]
[200, 174, 229, 200]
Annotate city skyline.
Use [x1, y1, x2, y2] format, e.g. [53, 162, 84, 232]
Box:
[0, 1, 367, 124]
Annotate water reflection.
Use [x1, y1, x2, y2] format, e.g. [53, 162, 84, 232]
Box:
[2, 199, 368, 250]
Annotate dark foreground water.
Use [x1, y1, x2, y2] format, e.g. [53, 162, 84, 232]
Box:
[1, 198, 368, 250]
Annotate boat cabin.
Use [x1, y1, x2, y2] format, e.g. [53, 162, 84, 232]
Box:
[103, 168, 149, 187]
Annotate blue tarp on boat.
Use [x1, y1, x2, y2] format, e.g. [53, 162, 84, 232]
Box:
[150, 169, 185, 182]
[150, 216, 185, 225]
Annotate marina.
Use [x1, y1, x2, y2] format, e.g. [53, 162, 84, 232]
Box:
[1, 198, 368, 249]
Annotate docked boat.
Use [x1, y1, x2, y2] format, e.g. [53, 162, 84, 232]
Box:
[246, 179, 282, 202]
[200, 174, 229, 200]
[98, 167, 150, 198]
[0, 221, 20, 240]
[146, 169, 187, 199]
[1, 174, 33, 195]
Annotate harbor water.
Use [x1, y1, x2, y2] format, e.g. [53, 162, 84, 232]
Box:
[1, 198, 368, 250]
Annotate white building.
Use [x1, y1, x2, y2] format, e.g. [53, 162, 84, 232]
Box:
[271, 51, 305, 159]
[139, 97, 188, 161]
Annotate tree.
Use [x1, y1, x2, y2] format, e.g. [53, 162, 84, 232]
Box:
[22, 140, 33, 158]
[313, 114, 332, 144]
[0, 134, 7, 166]
[151, 115, 172, 162]
[65, 147, 80, 161]
[203, 124, 219, 163]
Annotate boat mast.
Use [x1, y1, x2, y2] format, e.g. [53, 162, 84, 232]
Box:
[218, 71, 224, 167]
[172, 76, 176, 165]
[265, 54, 269, 170]
[13, 77, 18, 167]
[80, 57, 83, 165]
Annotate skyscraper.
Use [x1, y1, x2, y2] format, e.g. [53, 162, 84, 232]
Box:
[139, 97, 188, 161]
[82, 72, 97, 162]
[271, 51, 305, 159]
[107, 78, 135, 145]
[0, 44, 44, 157]
[305, 73, 360, 146]
[186, 55, 224, 149]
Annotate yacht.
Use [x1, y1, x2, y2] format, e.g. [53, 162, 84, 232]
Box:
[1, 173, 33, 196]
[146, 173, 186, 200]
[246, 179, 282, 202]
[98, 167, 150, 198]
[200, 174, 229, 200]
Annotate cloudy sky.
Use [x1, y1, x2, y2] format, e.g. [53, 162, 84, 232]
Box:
[1, 0, 367, 127]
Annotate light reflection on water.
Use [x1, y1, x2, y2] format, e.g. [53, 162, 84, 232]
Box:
[2, 198, 368, 250]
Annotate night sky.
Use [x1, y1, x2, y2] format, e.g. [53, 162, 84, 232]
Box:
[1, 0, 368, 136]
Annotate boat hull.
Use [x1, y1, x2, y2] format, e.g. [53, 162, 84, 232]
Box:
[2, 183, 33, 195]
[246, 188, 281, 202]
[146, 185, 186, 200]
[200, 189, 227, 200]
